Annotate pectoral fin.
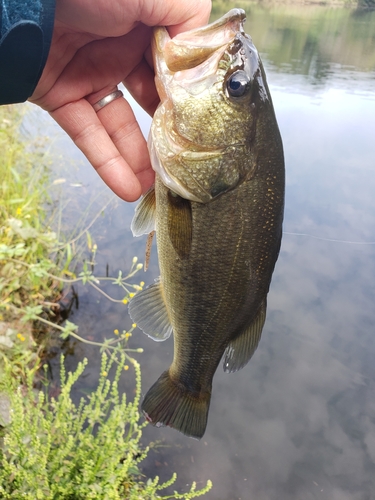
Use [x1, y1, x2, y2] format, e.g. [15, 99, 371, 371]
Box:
[223, 299, 267, 373]
[167, 190, 192, 260]
[128, 279, 172, 341]
[131, 186, 156, 237]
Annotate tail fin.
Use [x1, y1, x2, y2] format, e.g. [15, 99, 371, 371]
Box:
[141, 371, 211, 439]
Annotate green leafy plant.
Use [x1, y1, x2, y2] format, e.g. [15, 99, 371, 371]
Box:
[0, 348, 212, 499]
[0, 106, 61, 311]
[1, 105, 64, 384]
[0, 105, 144, 383]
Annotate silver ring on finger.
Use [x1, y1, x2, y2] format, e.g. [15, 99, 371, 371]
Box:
[92, 90, 123, 112]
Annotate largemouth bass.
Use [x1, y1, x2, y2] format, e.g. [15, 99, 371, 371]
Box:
[129, 9, 285, 439]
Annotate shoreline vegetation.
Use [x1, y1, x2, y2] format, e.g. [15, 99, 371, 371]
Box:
[0, 105, 211, 498]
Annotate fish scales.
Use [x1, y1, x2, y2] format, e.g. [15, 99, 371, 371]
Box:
[129, 8, 285, 438]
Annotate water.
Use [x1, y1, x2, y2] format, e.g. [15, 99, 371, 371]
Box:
[36, 4, 375, 499]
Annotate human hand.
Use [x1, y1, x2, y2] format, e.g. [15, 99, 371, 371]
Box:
[30, 0, 211, 201]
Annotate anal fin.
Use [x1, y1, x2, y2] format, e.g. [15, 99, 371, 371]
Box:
[128, 280, 172, 341]
[223, 298, 267, 373]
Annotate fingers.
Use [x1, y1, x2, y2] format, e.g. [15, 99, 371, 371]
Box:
[50, 92, 154, 201]
[139, 0, 212, 37]
[122, 56, 160, 116]
[36, 26, 156, 201]
[88, 88, 155, 191]
[35, 26, 153, 111]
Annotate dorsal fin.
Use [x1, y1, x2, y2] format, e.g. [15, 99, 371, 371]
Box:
[128, 280, 172, 341]
[131, 186, 156, 237]
[223, 298, 267, 373]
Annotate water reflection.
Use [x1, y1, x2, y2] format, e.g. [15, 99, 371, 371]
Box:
[214, 4, 375, 75]
[36, 3, 375, 499]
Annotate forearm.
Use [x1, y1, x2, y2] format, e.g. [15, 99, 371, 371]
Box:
[0, 0, 55, 104]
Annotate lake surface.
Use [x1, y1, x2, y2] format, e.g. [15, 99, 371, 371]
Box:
[32, 3, 375, 499]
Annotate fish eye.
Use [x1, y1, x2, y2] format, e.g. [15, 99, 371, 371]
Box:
[226, 71, 250, 98]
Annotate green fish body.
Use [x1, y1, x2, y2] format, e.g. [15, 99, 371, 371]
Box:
[129, 9, 285, 439]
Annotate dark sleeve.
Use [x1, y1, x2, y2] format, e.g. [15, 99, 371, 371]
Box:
[0, 0, 55, 105]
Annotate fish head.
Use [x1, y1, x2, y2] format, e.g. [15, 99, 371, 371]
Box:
[150, 9, 274, 203]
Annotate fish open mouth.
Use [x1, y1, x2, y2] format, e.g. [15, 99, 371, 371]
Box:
[152, 9, 248, 93]
[160, 9, 246, 72]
